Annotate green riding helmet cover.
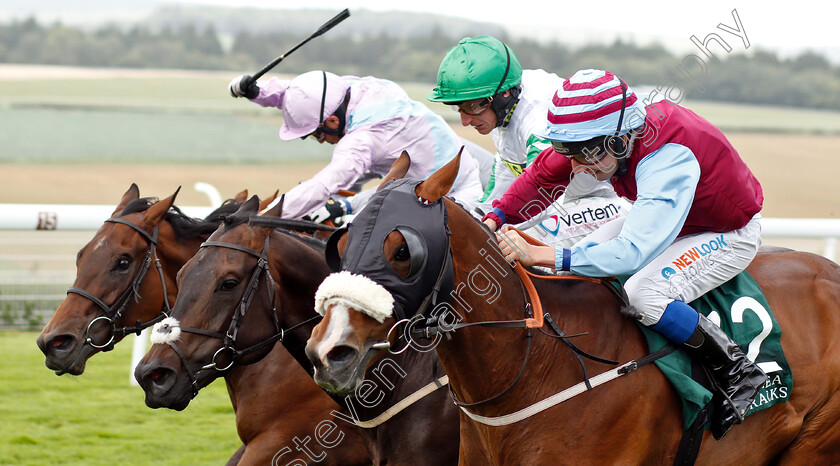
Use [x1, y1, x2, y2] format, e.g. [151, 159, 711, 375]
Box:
[427, 35, 523, 103]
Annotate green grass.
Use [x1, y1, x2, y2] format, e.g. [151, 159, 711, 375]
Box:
[0, 72, 333, 164]
[0, 331, 239, 465]
[3, 69, 840, 164]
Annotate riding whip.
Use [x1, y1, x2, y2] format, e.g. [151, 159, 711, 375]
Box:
[245, 8, 351, 86]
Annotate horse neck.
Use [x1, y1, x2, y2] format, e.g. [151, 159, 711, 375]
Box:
[444, 199, 532, 324]
[266, 231, 331, 379]
[436, 200, 629, 406]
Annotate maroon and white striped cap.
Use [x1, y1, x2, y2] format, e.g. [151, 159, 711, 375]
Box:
[542, 69, 646, 142]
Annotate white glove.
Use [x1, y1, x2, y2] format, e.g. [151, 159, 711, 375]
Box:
[229, 74, 259, 99]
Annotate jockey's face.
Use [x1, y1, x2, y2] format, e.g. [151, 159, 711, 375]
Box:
[454, 90, 509, 135]
[310, 115, 343, 145]
[458, 102, 496, 135]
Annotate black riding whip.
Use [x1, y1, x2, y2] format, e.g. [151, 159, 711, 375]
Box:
[245, 8, 351, 86]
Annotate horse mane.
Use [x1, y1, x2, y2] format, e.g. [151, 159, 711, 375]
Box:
[217, 203, 328, 253]
[119, 197, 241, 241]
[275, 228, 327, 252]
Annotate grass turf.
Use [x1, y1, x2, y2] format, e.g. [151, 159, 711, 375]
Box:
[0, 331, 240, 465]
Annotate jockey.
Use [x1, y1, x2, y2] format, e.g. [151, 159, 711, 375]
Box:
[427, 36, 629, 247]
[229, 70, 487, 220]
[485, 69, 767, 440]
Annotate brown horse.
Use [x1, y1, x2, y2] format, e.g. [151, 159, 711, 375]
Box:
[135, 195, 460, 465]
[36, 184, 368, 466]
[305, 153, 840, 464]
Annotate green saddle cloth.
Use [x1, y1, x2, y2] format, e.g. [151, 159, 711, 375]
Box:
[634, 270, 792, 429]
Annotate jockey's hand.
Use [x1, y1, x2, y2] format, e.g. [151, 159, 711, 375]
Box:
[307, 198, 348, 225]
[496, 226, 556, 268]
[483, 218, 498, 232]
[229, 74, 259, 99]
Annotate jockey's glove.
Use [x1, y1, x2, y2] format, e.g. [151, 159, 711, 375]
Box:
[307, 198, 351, 225]
[228, 75, 259, 99]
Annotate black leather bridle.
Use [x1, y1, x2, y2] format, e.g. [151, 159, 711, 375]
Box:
[67, 217, 172, 351]
[160, 235, 318, 397]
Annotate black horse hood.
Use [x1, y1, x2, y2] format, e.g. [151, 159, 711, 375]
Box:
[325, 178, 453, 321]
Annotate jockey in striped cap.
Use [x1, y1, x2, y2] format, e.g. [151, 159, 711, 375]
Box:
[485, 69, 767, 440]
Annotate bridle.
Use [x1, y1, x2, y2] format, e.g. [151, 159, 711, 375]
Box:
[160, 235, 319, 397]
[67, 217, 172, 351]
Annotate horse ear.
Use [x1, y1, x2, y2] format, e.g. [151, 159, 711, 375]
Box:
[259, 189, 280, 211]
[234, 189, 249, 204]
[415, 147, 462, 202]
[239, 195, 261, 213]
[112, 183, 140, 216]
[262, 194, 284, 218]
[144, 186, 180, 226]
[376, 151, 411, 191]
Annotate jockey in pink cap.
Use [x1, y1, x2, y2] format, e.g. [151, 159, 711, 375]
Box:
[229, 70, 489, 221]
[484, 69, 766, 440]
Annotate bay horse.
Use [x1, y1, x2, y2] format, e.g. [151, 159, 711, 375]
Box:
[305, 153, 840, 464]
[134, 195, 460, 465]
[36, 184, 368, 466]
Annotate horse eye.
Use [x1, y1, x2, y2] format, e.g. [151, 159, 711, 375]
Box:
[393, 244, 410, 262]
[218, 279, 239, 292]
[114, 255, 131, 271]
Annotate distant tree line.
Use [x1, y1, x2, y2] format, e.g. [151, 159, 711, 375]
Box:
[4, 17, 840, 110]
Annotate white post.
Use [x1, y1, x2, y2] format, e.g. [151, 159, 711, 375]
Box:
[129, 328, 150, 386]
[193, 182, 223, 207]
[825, 237, 837, 262]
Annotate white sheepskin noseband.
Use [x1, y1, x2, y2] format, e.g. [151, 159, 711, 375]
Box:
[315, 271, 394, 323]
[150, 316, 181, 344]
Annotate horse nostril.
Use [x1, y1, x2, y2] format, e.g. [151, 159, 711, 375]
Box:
[41, 334, 75, 355]
[326, 345, 357, 365]
[51, 336, 69, 349]
[148, 367, 172, 387]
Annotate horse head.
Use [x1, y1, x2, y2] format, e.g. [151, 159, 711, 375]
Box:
[135, 195, 331, 410]
[306, 150, 487, 394]
[37, 184, 183, 375]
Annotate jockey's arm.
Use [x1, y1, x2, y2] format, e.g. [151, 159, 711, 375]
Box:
[280, 136, 373, 219]
[562, 145, 700, 277]
[483, 146, 572, 227]
[248, 77, 290, 108]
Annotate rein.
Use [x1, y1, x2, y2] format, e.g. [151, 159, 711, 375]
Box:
[249, 215, 338, 232]
[67, 217, 172, 351]
[158, 235, 319, 397]
[402, 222, 626, 409]
[440, 228, 675, 420]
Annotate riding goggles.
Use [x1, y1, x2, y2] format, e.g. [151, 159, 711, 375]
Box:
[450, 97, 493, 116]
[551, 136, 609, 165]
[304, 123, 343, 142]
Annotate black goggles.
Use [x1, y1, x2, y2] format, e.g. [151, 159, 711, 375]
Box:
[551, 137, 612, 165]
[302, 123, 343, 141]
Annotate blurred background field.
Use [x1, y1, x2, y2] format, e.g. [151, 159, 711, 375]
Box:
[1, 64, 838, 215]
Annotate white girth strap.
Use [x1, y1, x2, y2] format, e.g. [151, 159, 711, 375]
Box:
[459, 361, 637, 426]
[353, 375, 449, 428]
